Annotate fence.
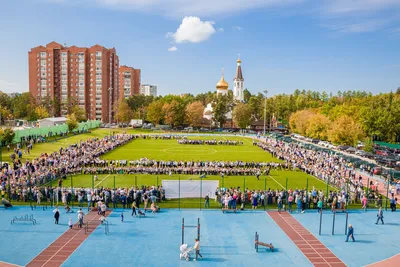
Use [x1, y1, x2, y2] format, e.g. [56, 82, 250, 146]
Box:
[2, 173, 398, 211]
[12, 120, 101, 144]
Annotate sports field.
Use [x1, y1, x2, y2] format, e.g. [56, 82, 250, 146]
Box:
[101, 135, 279, 162]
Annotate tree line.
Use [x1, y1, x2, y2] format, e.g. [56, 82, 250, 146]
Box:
[115, 88, 400, 145]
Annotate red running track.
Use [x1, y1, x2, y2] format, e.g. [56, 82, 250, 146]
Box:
[26, 210, 110, 267]
[268, 211, 346, 267]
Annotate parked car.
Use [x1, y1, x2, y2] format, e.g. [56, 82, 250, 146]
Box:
[337, 145, 350, 151]
[346, 147, 357, 154]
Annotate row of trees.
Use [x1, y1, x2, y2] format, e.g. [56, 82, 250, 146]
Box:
[115, 88, 400, 145]
[289, 91, 400, 145]
[0, 92, 87, 124]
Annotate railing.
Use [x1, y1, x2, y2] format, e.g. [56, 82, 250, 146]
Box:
[84, 221, 89, 235]
[104, 221, 109, 235]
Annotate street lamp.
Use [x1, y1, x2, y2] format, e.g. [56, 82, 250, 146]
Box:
[263, 90, 268, 136]
[108, 87, 112, 136]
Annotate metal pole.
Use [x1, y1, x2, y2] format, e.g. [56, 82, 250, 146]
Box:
[114, 175, 116, 189]
[385, 177, 389, 211]
[200, 177, 202, 210]
[182, 218, 184, 245]
[263, 90, 268, 135]
[306, 177, 309, 210]
[332, 211, 336, 235]
[92, 175, 94, 190]
[178, 176, 181, 210]
[345, 212, 348, 235]
[71, 175, 74, 211]
[244, 177, 246, 190]
[135, 176, 137, 187]
[264, 177, 266, 211]
[157, 176, 159, 187]
[319, 209, 322, 235]
[198, 218, 200, 241]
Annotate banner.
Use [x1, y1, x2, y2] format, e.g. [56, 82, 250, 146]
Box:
[162, 180, 219, 199]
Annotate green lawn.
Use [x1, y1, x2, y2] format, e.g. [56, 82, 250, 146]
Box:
[59, 169, 336, 193]
[101, 136, 278, 162]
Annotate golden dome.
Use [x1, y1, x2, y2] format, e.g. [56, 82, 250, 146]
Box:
[216, 74, 229, 90]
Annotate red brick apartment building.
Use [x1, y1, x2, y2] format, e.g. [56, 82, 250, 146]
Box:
[28, 42, 120, 122]
[119, 65, 141, 99]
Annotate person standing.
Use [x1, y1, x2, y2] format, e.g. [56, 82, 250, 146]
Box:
[345, 224, 355, 242]
[204, 194, 210, 208]
[78, 209, 84, 228]
[288, 194, 293, 213]
[68, 218, 73, 229]
[193, 238, 203, 261]
[390, 197, 397, 212]
[53, 206, 60, 224]
[317, 198, 323, 213]
[376, 207, 384, 224]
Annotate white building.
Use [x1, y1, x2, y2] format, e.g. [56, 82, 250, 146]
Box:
[233, 56, 244, 101]
[38, 117, 67, 128]
[140, 84, 157, 96]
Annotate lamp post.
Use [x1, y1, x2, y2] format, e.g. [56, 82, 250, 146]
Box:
[263, 90, 268, 136]
[108, 87, 112, 136]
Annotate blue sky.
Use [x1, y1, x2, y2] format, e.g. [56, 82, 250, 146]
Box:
[0, 0, 399, 96]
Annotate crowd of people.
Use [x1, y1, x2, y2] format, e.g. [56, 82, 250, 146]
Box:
[0, 134, 134, 196]
[177, 139, 243, 145]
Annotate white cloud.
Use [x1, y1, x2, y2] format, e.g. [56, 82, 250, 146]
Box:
[218, 28, 224, 32]
[323, 0, 400, 14]
[48, 0, 304, 18]
[324, 18, 394, 33]
[168, 16, 216, 43]
[233, 26, 242, 30]
[168, 46, 177, 52]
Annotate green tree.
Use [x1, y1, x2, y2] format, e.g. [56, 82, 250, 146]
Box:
[243, 89, 252, 103]
[306, 113, 330, 140]
[328, 115, 364, 146]
[66, 113, 78, 132]
[185, 101, 204, 127]
[233, 102, 253, 129]
[115, 99, 133, 122]
[34, 105, 50, 120]
[212, 95, 229, 128]
[0, 128, 15, 144]
[146, 100, 164, 125]
[162, 100, 185, 127]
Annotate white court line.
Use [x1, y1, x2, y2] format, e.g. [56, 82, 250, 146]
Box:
[364, 253, 400, 267]
[95, 174, 110, 187]
[268, 175, 285, 189]
[41, 213, 101, 266]
[0, 260, 23, 267]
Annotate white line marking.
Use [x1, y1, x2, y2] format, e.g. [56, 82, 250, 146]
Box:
[278, 212, 345, 267]
[268, 175, 285, 189]
[363, 253, 400, 267]
[0, 260, 23, 267]
[40, 213, 101, 266]
[95, 174, 110, 187]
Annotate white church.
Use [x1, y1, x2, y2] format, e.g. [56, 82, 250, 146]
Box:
[203, 56, 244, 121]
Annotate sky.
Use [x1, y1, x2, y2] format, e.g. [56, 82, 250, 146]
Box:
[0, 0, 399, 96]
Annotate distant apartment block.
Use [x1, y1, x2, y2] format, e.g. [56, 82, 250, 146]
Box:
[140, 84, 157, 97]
[119, 65, 141, 99]
[28, 41, 119, 122]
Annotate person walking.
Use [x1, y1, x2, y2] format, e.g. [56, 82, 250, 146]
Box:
[376, 207, 384, 225]
[345, 224, 355, 242]
[193, 238, 203, 261]
[53, 206, 60, 224]
[78, 209, 84, 228]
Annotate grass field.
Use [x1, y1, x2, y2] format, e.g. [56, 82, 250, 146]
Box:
[101, 136, 279, 162]
[61, 169, 335, 192]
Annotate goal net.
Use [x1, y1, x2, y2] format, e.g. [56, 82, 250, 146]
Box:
[162, 180, 219, 199]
